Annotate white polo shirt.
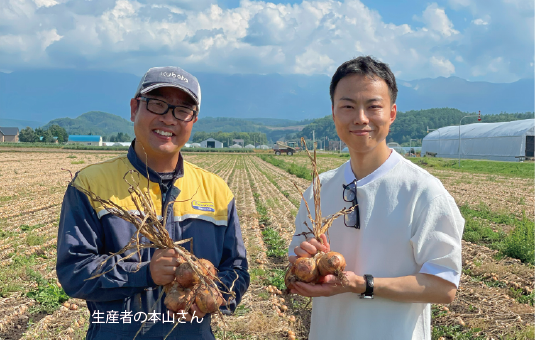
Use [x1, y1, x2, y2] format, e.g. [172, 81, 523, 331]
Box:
[288, 150, 464, 340]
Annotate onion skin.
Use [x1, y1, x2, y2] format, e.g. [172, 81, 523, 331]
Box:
[195, 286, 224, 314]
[293, 257, 319, 283]
[317, 252, 346, 276]
[164, 283, 195, 312]
[175, 262, 200, 288]
[198, 259, 217, 278]
[284, 266, 297, 291]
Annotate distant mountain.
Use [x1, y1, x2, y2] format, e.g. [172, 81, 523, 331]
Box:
[398, 77, 534, 114]
[42, 112, 301, 143]
[1, 69, 532, 123]
[43, 111, 135, 137]
[0, 118, 44, 129]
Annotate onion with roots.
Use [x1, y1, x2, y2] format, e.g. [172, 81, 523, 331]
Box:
[166, 258, 223, 314]
[317, 251, 346, 277]
[195, 285, 224, 314]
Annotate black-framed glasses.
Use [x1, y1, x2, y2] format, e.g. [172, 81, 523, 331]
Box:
[343, 179, 360, 229]
[138, 97, 198, 122]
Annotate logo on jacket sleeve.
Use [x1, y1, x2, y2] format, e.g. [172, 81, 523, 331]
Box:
[191, 200, 215, 212]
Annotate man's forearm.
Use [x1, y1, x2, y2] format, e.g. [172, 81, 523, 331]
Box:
[350, 273, 457, 304]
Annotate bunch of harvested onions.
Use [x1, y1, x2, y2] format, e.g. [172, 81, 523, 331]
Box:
[164, 258, 224, 314]
[286, 138, 354, 290]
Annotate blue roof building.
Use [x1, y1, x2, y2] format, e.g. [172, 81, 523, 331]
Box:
[67, 135, 102, 146]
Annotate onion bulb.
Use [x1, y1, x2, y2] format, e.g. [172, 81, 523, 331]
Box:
[293, 257, 319, 283]
[195, 285, 224, 314]
[317, 251, 346, 276]
[164, 282, 195, 312]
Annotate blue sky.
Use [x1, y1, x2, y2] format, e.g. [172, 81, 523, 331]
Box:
[0, 0, 533, 82]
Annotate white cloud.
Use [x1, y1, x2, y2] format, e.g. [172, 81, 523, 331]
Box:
[430, 56, 455, 77]
[34, 0, 58, 8]
[420, 3, 459, 37]
[0, 0, 531, 82]
[472, 18, 488, 25]
[294, 49, 334, 74]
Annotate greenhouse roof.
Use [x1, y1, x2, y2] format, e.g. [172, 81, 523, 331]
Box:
[424, 119, 534, 140]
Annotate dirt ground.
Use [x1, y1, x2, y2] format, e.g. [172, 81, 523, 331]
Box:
[0, 151, 532, 340]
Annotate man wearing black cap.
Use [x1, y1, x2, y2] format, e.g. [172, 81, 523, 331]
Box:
[56, 67, 250, 339]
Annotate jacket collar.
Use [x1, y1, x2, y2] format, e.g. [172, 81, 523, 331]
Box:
[127, 140, 185, 184]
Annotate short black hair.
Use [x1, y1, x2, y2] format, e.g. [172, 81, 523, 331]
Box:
[330, 56, 398, 105]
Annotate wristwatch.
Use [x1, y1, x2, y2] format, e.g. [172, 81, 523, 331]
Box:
[359, 274, 374, 299]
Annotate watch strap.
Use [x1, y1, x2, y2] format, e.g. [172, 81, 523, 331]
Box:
[359, 274, 374, 299]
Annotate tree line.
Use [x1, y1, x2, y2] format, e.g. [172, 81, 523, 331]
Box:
[19, 125, 68, 143]
[191, 131, 268, 147]
[289, 109, 534, 146]
[19, 126, 132, 143]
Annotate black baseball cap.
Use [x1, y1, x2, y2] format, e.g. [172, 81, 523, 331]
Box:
[134, 66, 201, 108]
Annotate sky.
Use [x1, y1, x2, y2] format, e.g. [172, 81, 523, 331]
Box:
[1, 0, 533, 82]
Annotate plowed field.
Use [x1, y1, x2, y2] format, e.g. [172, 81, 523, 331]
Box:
[0, 150, 532, 340]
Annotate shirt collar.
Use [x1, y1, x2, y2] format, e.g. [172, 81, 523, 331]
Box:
[127, 139, 185, 184]
[344, 149, 403, 186]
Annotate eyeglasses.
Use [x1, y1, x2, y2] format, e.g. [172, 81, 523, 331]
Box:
[138, 97, 198, 122]
[342, 179, 360, 229]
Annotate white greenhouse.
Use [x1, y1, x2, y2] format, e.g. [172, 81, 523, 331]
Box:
[421, 119, 534, 162]
[244, 144, 255, 149]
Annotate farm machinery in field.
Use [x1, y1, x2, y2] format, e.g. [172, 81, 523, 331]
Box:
[273, 141, 300, 156]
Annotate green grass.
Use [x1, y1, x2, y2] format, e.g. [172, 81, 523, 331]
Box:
[411, 157, 534, 179]
[26, 233, 45, 246]
[70, 160, 85, 165]
[0, 228, 17, 238]
[66, 155, 77, 158]
[0, 255, 40, 297]
[460, 204, 534, 265]
[258, 154, 311, 180]
[432, 324, 485, 340]
[509, 288, 535, 306]
[26, 268, 70, 314]
[19, 223, 45, 232]
[261, 228, 287, 258]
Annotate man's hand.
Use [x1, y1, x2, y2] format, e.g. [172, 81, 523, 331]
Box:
[290, 271, 365, 297]
[150, 249, 181, 286]
[288, 234, 330, 264]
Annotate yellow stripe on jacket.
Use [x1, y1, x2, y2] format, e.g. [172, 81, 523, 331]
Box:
[73, 156, 232, 226]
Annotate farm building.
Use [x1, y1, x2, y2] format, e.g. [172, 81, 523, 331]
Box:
[67, 135, 102, 146]
[0, 127, 19, 142]
[421, 119, 534, 162]
[232, 139, 244, 147]
[190, 143, 201, 148]
[244, 144, 255, 149]
[200, 138, 223, 148]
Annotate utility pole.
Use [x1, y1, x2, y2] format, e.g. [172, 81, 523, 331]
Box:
[458, 114, 479, 167]
[339, 140, 342, 153]
[313, 130, 315, 148]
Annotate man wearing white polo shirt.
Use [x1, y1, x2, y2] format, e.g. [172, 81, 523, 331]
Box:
[288, 56, 464, 340]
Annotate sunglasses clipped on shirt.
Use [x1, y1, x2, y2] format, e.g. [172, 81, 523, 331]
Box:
[342, 179, 361, 229]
